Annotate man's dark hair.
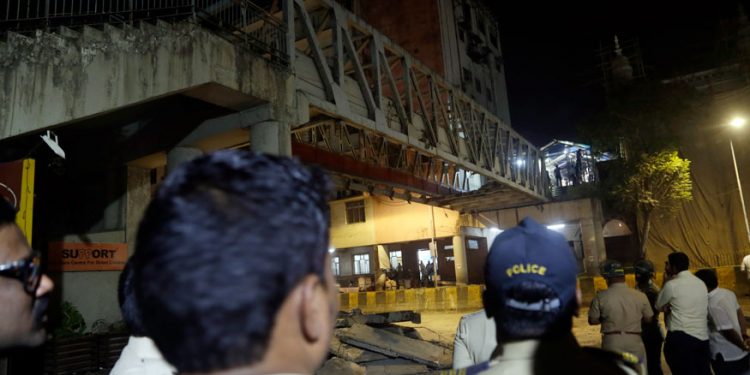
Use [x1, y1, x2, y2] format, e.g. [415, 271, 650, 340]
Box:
[133, 151, 331, 373]
[118, 260, 146, 337]
[668, 252, 690, 272]
[694, 269, 718, 290]
[485, 281, 575, 340]
[0, 198, 16, 225]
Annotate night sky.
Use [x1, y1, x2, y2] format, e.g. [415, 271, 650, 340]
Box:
[490, 1, 750, 146]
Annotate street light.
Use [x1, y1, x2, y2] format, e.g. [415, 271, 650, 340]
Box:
[728, 117, 750, 248]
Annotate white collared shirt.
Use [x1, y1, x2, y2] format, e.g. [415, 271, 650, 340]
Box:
[655, 270, 709, 341]
[707, 288, 746, 361]
[110, 336, 176, 375]
[453, 309, 497, 369]
[742, 255, 750, 278]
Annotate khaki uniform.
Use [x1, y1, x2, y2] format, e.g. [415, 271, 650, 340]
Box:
[589, 283, 653, 365]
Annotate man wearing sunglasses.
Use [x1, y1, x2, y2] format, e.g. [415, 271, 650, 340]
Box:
[0, 198, 54, 350]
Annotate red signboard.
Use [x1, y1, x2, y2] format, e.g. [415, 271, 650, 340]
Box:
[0, 159, 35, 244]
[48, 242, 128, 272]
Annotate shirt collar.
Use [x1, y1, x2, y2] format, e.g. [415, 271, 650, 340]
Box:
[493, 339, 540, 361]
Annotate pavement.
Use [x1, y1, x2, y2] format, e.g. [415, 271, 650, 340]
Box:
[396, 295, 750, 374]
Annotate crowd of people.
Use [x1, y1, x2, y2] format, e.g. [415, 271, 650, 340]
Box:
[0, 150, 749, 375]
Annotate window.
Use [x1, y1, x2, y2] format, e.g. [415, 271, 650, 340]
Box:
[495, 56, 503, 73]
[490, 32, 499, 48]
[468, 239, 479, 249]
[331, 256, 340, 276]
[476, 15, 485, 35]
[389, 250, 403, 268]
[354, 254, 370, 275]
[463, 68, 472, 83]
[486, 87, 492, 102]
[475, 78, 482, 94]
[345, 200, 366, 224]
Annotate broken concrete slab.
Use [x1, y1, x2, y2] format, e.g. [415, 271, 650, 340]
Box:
[330, 336, 389, 363]
[364, 358, 429, 375]
[337, 323, 452, 369]
[315, 357, 366, 375]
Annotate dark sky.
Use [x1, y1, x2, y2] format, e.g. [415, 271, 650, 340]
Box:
[490, 1, 750, 146]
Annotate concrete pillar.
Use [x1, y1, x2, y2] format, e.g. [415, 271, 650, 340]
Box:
[167, 146, 202, 174]
[581, 218, 603, 275]
[126, 166, 151, 256]
[453, 235, 469, 285]
[250, 120, 291, 156]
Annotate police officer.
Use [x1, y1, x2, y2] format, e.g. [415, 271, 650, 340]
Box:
[470, 218, 640, 375]
[635, 260, 664, 375]
[589, 260, 653, 370]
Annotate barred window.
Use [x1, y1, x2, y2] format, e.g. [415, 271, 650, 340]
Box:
[354, 254, 370, 275]
[331, 256, 340, 276]
[346, 200, 366, 224]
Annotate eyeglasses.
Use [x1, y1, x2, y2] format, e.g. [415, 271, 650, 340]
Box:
[0, 251, 41, 295]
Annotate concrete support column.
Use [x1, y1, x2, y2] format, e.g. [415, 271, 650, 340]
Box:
[250, 121, 291, 156]
[126, 166, 152, 256]
[580, 217, 605, 275]
[167, 146, 202, 174]
[453, 235, 469, 285]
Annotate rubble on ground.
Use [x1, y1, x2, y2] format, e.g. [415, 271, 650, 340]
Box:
[317, 309, 451, 375]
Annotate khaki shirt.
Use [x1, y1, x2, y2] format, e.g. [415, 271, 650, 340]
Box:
[589, 283, 653, 334]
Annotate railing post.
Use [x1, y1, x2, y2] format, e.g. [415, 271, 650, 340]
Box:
[282, 0, 294, 66]
[44, 0, 50, 30]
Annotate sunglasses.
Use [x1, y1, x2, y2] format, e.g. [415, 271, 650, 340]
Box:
[0, 251, 41, 295]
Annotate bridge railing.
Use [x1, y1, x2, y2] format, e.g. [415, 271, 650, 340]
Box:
[1, 0, 288, 66]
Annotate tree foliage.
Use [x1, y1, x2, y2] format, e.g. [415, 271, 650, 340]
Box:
[618, 151, 693, 257]
[578, 82, 706, 258]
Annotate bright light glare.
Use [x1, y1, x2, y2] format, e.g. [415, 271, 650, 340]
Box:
[328, 247, 336, 253]
[547, 224, 565, 231]
[489, 227, 503, 233]
[515, 159, 525, 166]
[730, 117, 746, 128]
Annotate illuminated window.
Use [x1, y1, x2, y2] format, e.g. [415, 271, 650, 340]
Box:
[346, 200, 366, 224]
[331, 256, 340, 276]
[389, 250, 403, 268]
[354, 254, 370, 275]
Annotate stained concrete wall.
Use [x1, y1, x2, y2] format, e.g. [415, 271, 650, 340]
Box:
[0, 21, 294, 140]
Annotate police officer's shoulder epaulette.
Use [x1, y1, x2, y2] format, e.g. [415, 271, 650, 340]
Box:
[581, 347, 642, 374]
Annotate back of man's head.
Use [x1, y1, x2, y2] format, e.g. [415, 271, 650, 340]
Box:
[694, 269, 718, 291]
[133, 151, 333, 373]
[668, 252, 690, 273]
[118, 260, 146, 337]
[483, 217, 579, 341]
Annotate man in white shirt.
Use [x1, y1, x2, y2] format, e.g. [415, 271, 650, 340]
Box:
[740, 254, 750, 296]
[453, 309, 497, 369]
[694, 269, 750, 375]
[655, 252, 710, 375]
[110, 261, 175, 375]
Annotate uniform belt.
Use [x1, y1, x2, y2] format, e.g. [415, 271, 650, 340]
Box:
[602, 331, 641, 336]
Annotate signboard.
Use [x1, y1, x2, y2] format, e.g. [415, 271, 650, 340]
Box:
[0, 159, 35, 245]
[48, 242, 128, 272]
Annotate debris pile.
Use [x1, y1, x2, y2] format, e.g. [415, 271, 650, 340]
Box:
[317, 309, 452, 375]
